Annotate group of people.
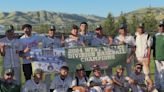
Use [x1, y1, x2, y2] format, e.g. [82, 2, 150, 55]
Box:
[0, 20, 163, 92]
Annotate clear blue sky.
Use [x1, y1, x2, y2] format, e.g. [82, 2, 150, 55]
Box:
[0, 0, 164, 17]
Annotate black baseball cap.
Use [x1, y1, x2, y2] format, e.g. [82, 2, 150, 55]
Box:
[119, 23, 127, 29]
[138, 23, 145, 28]
[159, 20, 164, 27]
[49, 25, 56, 30]
[5, 25, 14, 33]
[95, 25, 102, 30]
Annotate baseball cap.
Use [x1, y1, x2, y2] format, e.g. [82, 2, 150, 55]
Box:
[138, 23, 145, 28]
[95, 25, 102, 30]
[92, 64, 101, 71]
[5, 25, 14, 33]
[49, 25, 56, 30]
[119, 23, 127, 29]
[4, 68, 14, 75]
[159, 20, 164, 27]
[33, 68, 43, 76]
[76, 64, 85, 71]
[116, 65, 124, 70]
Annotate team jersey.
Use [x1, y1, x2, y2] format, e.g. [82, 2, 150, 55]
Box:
[20, 35, 43, 64]
[90, 36, 108, 46]
[22, 77, 47, 92]
[0, 37, 22, 68]
[42, 36, 61, 48]
[134, 33, 152, 58]
[79, 32, 93, 45]
[153, 33, 164, 60]
[114, 35, 135, 54]
[71, 76, 88, 87]
[65, 35, 84, 48]
[130, 72, 145, 85]
[0, 79, 20, 92]
[50, 75, 72, 92]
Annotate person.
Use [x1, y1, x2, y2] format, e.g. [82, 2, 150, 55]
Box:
[114, 23, 135, 76]
[90, 25, 108, 46]
[112, 65, 129, 92]
[22, 68, 47, 92]
[79, 22, 92, 46]
[127, 63, 158, 92]
[107, 35, 115, 46]
[50, 66, 72, 92]
[0, 68, 20, 92]
[42, 25, 64, 48]
[0, 25, 22, 84]
[65, 24, 85, 47]
[88, 65, 113, 92]
[134, 23, 152, 79]
[20, 24, 44, 81]
[152, 20, 164, 91]
[71, 64, 89, 92]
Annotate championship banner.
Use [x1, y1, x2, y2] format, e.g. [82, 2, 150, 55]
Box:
[31, 48, 66, 73]
[65, 45, 127, 72]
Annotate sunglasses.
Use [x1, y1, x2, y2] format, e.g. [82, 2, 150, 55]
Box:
[159, 25, 164, 27]
[136, 67, 142, 69]
[6, 73, 13, 76]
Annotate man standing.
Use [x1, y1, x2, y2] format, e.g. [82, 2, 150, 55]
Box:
[134, 23, 152, 79]
[152, 20, 164, 91]
[42, 25, 64, 48]
[0, 25, 22, 84]
[0, 68, 20, 92]
[20, 24, 43, 81]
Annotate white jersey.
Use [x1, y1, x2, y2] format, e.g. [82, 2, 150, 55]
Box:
[71, 76, 88, 87]
[134, 33, 152, 58]
[42, 36, 61, 48]
[90, 36, 108, 46]
[88, 75, 112, 86]
[20, 35, 43, 64]
[65, 36, 84, 48]
[50, 75, 72, 92]
[0, 37, 22, 68]
[22, 78, 47, 92]
[114, 35, 135, 54]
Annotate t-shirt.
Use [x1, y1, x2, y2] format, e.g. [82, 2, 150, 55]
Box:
[79, 32, 93, 45]
[20, 35, 43, 64]
[22, 78, 47, 92]
[134, 33, 152, 58]
[42, 36, 61, 48]
[50, 75, 72, 92]
[0, 79, 20, 92]
[130, 72, 145, 85]
[90, 36, 108, 46]
[0, 37, 22, 68]
[65, 36, 84, 48]
[154, 33, 164, 60]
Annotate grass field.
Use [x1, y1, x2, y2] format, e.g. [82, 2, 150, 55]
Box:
[0, 55, 156, 85]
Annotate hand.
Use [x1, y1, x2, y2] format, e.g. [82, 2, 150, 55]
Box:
[126, 57, 131, 64]
[102, 80, 107, 85]
[24, 47, 31, 53]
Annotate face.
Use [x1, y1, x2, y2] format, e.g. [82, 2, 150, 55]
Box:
[95, 29, 103, 36]
[4, 73, 13, 83]
[60, 69, 69, 77]
[93, 69, 101, 77]
[80, 24, 88, 31]
[116, 68, 124, 77]
[48, 30, 55, 37]
[77, 69, 85, 77]
[119, 29, 126, 35]
[71, 29, 78, 36]
[23, 27, 32, 36]
[35, 73, 43, 80]
[135, 65, 142, 74]
[6, 31, 15, 39]
[158, 25, 164, 33]
[136, 27, 144, 34]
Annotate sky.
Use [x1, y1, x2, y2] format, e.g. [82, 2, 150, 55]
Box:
[0, 0, 164, 17]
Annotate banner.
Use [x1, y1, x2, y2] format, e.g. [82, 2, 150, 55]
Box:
[65, 45, 127, 72]
[31, 48, 66, 73]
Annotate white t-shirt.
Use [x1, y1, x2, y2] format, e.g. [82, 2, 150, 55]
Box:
[22, 78, 47, 92]
[42, 36, 61, 48]
[0, 37, 22, 68]
[114, 35, 135, 54]
[50, 75, 72, 92]
[20, 35, 43, 64]
[134, 33, 152, 58]
[90, 36, 108, 46]
[71, 76, 88, 87]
